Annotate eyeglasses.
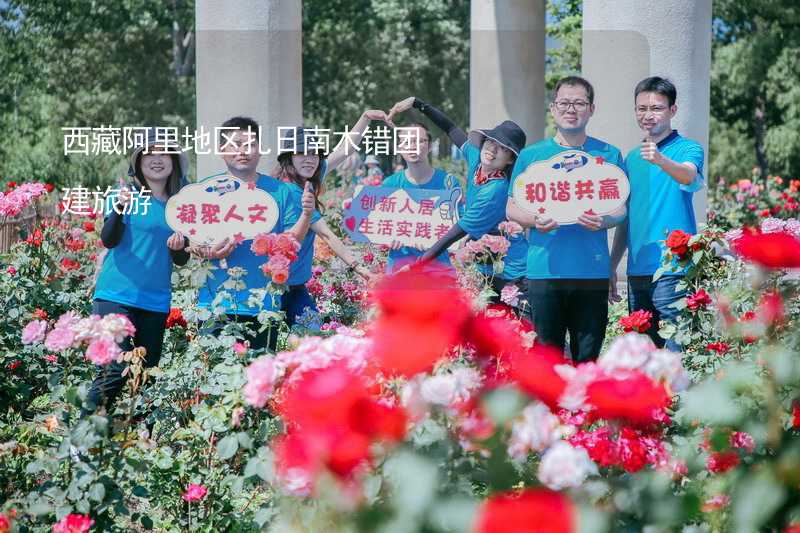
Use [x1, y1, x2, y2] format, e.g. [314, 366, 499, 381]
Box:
[635, 105, 669, 115]
[553, 100, 590, 112]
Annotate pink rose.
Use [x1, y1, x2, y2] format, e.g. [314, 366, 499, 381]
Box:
[22, 320, 48, 344]
[182, 483, 208, 502]
[44, 327, 75, 351]
[85, 337, 121, 365]
[244, 356, 280, 408]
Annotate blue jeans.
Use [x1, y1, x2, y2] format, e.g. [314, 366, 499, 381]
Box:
[281, 285, 320, 329]
[627, 275, 686, 352]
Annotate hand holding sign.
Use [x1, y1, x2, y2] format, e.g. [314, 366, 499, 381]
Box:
[576, 210, 603, 231]
[641, 136, 664, 165]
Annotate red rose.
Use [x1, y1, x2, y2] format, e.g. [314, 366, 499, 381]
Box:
[706, 342, 730, 355]
[619, 309, 653, 333]
[6, 360, 21, 371]
[686, 289, 712, 311]
[32, 308, 48, 320]
[45, 182, 55, 193]
[474, 488, 575, 533]
[165, 308, 187, 329]
[60, 258, 80, 271]
[707, 450, 740, 473]
[733, 231, 800, 269]
[509, 344, 568, 410]
[665, 229, 692, 259]
[792, 401, 800, 429]
[82, 221, 95, 232]
[585, 370, 671, 426]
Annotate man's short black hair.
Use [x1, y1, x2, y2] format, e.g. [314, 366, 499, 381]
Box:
[220, 116, 260, 141]
[553, 76, 595, 105]
[634, 77, 677, 107]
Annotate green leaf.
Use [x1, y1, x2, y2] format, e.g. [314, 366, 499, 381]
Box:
[384, 451, 438, 517]
[140, 515, 154, 529]
[677, 380, 743, 425]
[217, 434, 239, 460]
[88, 482, 106, 503]
[482, 387, 525, 426]
[132, 485, 149, 498]
[732, 470, 786, 532]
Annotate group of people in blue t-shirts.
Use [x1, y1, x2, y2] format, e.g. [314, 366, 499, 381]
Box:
[85, 75, 703, 416]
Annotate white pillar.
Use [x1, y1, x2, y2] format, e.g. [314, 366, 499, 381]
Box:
[470, 0, 546, 141]
[582, 0, 712, 225]
[195, 0, 302, 179]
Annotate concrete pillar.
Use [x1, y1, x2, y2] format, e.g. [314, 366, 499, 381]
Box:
[196, 0, 302, 179]
[582, 0, 712, 226]
[470, 0, 546, 142]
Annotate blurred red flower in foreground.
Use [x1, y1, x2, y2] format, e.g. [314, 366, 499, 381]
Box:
[585, 370, 671, 426]
[274, 363, 406, 493]
[733, 231, 800, 269]
[474, 488, 575, 533]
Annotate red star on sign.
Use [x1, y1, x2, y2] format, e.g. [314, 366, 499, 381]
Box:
[247, 182, 257, 190]
[233, 232, 245, 244]
[584, 209, 597, 215]
[595, 156, 605, 165]
[189, 228, 197, 235]
[538, 207, 546, 214]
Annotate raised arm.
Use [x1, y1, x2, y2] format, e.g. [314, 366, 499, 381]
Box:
[388, 97, 468, 148]
[327, 110, 393, 171]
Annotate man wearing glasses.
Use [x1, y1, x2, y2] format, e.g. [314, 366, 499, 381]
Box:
[610, 76, 705, 352]
[506, 76, 626, 362]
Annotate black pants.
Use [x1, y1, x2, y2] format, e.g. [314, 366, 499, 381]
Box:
[85, 299, 168, 412]
[527, 279, 608, 362]
[206, 314, 279, 352]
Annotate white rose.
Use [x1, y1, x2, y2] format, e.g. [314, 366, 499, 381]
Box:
[420, 375, 458, 406]
[508, 403, 564, 459]
[537, 441, 597, 490]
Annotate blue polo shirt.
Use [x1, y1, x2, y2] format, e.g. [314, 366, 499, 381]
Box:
[94, 196, 175, 313]
[625, 130, 704, 276]
[198, 173, 298, 315]
[460, 142, 528, 280]
[509, 137, 625, 280]
[382, 169, 457, 273]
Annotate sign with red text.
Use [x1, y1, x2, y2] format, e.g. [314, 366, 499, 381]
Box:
[511, 150, 629, 224]
[165, 175, 279, 245]
[343, 186, 463, 248]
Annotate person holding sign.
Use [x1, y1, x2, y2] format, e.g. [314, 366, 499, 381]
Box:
[386, 97, 529, 303]
[379, 120, 460, 274]
[194, 116, 315, 351]
[276, 126, 374, 328]
[506, 76, 627, 362]
[610, 77, 705, 352]
[86, 129, 190, 413]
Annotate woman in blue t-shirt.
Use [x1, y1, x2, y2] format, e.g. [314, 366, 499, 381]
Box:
[275, 127, 373, 329]
[387, 97, 529, 307]
[86, 130, 189, 413]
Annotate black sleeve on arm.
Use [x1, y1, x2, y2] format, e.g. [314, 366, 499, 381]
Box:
[100, 210, 125, 248]
[420, 224, 467, 263]
[413, 98, 468, 148]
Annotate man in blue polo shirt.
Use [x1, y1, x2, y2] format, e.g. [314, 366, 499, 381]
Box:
[610, 77, 704, 352]
[195, 116, 314, 351]
[506, 76, 626, 362]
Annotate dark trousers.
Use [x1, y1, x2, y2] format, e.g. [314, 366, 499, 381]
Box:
[280, 284, 319, 329]
[206, 313, 279, 352]
[85, 299, 168, 412]
[627, 275, 686, 352]
[527, 278, 609, 362]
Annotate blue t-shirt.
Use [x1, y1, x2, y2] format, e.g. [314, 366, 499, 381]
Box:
[509, 137, 625, 280]
[94, 196, 175, 313]
[286, 182, 323, 285]
[382, 168, 457, 274]
[625, 130, 704, 276]
[460, 143, 528, 281]
[197, 173, 299, 315]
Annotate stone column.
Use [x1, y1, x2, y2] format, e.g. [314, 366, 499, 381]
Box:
[470, 0, 546, 142]
[582, 0, 712, 222]
[195, 0, 302, 179]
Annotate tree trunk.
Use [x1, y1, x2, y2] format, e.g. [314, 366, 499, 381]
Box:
[754, 93, 769, 177]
